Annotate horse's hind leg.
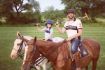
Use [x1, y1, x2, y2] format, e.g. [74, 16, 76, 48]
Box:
[92, 59, 98, 70]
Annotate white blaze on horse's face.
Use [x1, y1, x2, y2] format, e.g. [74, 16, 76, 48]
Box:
[10, 39, 22, 60]
[10, 36, 33, 60]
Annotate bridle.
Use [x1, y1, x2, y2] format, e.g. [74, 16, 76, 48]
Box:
[13, 38, 26, 59]
[24, 38, 46, 66]
[17, 40, 25, 59]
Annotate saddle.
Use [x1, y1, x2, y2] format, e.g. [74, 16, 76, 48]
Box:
[78, 43, 88, 57]
[70, 42, 88, 63]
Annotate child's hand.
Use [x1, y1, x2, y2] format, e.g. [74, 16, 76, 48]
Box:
[55, 23, 60, 27]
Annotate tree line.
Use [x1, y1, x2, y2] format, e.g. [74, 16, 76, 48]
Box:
[0, 0, 105, 25]
[61, 0, 105, 20]
[0, 0, 41, 24]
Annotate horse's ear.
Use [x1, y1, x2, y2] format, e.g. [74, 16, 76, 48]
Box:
[34, 36, 37, 42]
[16, 31, 23, 39]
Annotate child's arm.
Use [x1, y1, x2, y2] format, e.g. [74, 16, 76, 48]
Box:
[37, 27, 46, 32]
[56, 24, 65, 33]
[41, 27, 46, 32]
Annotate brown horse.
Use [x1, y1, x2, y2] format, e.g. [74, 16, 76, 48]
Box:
[22, 37, 71, 70]
[22, 37, 100, 70]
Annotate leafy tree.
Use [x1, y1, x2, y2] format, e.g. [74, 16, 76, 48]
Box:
[41, 6, 65, 23]
[28, 0, 40, 12]
[61, 0, 86, 16]
[0, 0, 13, 17]
[61, 0, 105, 19]
[0, 0, 41, 24]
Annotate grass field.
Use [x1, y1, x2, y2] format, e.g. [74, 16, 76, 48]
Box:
[0, 25, 105, 70]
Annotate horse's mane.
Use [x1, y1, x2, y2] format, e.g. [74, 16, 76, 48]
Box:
[36, 40, 66, 48]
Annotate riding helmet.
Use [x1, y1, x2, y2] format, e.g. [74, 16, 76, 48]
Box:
[67, 9, 75, 14]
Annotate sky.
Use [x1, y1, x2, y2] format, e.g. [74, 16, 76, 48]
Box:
[36, 0, 65, 12]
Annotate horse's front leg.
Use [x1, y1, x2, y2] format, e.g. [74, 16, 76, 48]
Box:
[92, 59, 98, 70]
[85, 66, 88, 70]
[55, 53, 64, 70]
[76, 68, 82, 70]
[21, 63, 31, 70]
[41, 59, 48, 70]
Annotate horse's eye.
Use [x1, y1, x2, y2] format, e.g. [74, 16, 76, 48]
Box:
[17, 43, 21, 46]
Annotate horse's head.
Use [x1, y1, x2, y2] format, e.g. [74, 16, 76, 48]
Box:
[10, 32, 33, 60]
[22, 36, 37, 62]
[21, 37, 38, 70]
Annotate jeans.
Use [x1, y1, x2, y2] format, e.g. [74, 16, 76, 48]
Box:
[70, 38, 81, 54]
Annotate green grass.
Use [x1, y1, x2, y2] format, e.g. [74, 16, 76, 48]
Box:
[0, 25, 105, 70]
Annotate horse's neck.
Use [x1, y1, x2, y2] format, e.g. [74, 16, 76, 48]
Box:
[36, 40, 66, 57]
[36, 40, 51, 52]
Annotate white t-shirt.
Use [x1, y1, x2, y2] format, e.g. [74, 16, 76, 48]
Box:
[62, 18, 83, 38]
[42, 27, 53, 40]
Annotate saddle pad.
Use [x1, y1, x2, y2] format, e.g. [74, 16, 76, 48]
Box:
[52, 37, 64, 43]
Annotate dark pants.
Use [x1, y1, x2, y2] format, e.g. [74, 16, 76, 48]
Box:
[70, 38, 81, 54]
